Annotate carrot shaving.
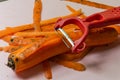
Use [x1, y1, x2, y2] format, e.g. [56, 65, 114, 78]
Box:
[33, 0, 42, 31]
[14, 28, 76, 38]
[66, 5, 77, 13]
[42, 60, 52, 79]
[64, 0, 114, 9]
[51, 57, 86, 71]
[0, 46, 23, 53]
[66, 4, 86, 18]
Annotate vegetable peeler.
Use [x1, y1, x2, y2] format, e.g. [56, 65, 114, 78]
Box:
[54, 6, 120, 53]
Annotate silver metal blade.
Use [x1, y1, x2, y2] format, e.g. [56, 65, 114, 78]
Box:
[58, 28, 74, 47]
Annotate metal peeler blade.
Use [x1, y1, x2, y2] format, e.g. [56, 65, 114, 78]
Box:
[55, 28, 74, 48]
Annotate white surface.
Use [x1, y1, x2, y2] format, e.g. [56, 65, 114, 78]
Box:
[0, 0, 120, 80]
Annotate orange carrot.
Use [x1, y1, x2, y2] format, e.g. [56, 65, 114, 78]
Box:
[42, 60, 52, 79]
[51, 57, 86, 71]
[2, 36, 41, 46]
[7, 28, 83, 72]
[64, 0, 114, 9]
[33, 0, 42, 31]
[0, 46, 23, 53]
[14, 27, 76, 37]
[66, 5, 77, 13]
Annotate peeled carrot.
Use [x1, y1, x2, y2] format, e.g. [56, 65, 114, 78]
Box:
[7, 28, 83, 72]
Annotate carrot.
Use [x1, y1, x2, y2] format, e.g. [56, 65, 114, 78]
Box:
[0, 24, 33, 38]
[66, 5, 77, 13]
[33, 0, 42, 31]
[86, 27, 118, 46]
[14, 31, 56, 38]
[4, 27, 118, 46]
[1, 35, 13, 43]
[51, 57, 86, 71]
[7, 27, 118, 72]
[66, 4, 86, 18]
[4, 26, 118, 47]
[64, 0, 114, 9]
[0, 9, 81, 38]
[0, 46, 23, 53]
[7, 28, 83, 72]
[0, 47, 3, 51]
[42, 60, 52, 79]
[2, 36, 41, 46]
[14, 28, 76, 37]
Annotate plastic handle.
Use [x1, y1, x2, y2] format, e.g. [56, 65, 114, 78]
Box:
[84, 6, 120, 28]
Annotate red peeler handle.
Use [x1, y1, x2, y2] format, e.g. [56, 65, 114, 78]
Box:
[73, 6, 120, 52]
[54, 6, 120, 53]
[84, 6, 120, 28]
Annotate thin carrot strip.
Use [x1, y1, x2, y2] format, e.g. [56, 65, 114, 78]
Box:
[64, 0, 114, 9]
[66, 5, 77, 12]
[40, 9, 82, 26]
[2, 36, 41, 46]
[58, 47, 93, 61]
[0, 47, 3, 51]
[42, 60, 52, 79]
[0, 24, 33, 38]
[14, 32, 56, 37]
[0, 46, 23, 53]
[0, 9, 81, 38]
[1, 35, 12, 43]
[14, 28, 75, 38]
[51, 58, 86, 71]
[66, 4, 86, 18]
[33, 0, 42, 31]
